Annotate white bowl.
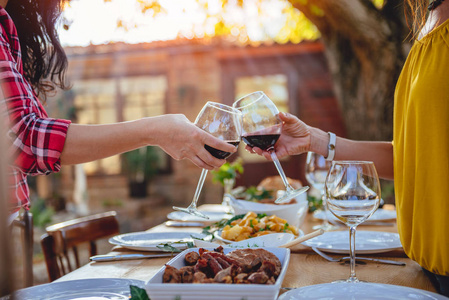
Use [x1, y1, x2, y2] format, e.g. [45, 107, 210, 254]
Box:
[229, 194, 308, 228]
[146, 247, 290, 300]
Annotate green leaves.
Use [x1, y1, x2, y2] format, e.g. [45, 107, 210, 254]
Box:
[156, 239, 195, 252]
[130, 285, 150, 300]
[239, 186, 273, 202]
[307, 195, 323, 212]
[210, 158, 244, 186]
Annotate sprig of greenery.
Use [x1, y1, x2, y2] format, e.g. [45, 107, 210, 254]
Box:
[130, 285, 150, 300]
[202, 213, 270, 240]
[210, 158, 244, 186]
[200, 214, 247, 240]
[156, 240, 195, 252]
[307, 195, 323, 212]
[237, 186, 273, 202]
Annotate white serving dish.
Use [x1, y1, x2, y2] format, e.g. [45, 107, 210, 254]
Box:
[230, 195, 308, 228]
[146, 247, 291, 300]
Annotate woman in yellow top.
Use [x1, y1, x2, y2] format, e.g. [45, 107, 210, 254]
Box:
[247, 0, 449, 295]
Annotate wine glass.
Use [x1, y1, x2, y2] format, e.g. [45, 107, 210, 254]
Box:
[325, 161, 381, 283]
[233, 91, 309, 204]
[172, 102, 242, 219]
[305, 152, 339, 231]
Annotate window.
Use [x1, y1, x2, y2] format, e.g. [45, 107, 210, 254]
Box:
[236, 74, 289, 113]
[120, 75, 170, 174]
[235, 74, 289, 162]
[120, 76, 166, 120]
[72, 75, 168, 175]
[72, 79, 119, 175]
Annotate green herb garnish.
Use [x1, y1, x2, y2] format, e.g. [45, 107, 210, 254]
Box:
[307, 195, 323, 212]
[130, 285, 150, 300]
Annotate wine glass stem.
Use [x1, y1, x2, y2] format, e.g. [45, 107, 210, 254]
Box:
[349, 225, 358, 282]
[270, 150, 293, 191]
[190, 169, 209, 209]
[321, 192, 331, 226]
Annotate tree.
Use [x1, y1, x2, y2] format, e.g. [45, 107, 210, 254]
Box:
[106, 0, 411, 140]
[288, 0, 410, 141]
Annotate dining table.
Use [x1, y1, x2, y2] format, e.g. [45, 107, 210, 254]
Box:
[55, 204, 437, 297]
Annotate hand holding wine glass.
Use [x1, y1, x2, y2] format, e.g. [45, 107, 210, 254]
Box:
[172, 102, 242, 219]
[233, 91, 309, 204]
[325, 161, 381, 283]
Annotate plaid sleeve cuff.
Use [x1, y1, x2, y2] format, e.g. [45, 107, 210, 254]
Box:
[33, 118, 71, 174]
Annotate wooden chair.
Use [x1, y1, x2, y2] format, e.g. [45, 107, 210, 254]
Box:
[12, 210, 34, 287]
[40, 211, 119, 281]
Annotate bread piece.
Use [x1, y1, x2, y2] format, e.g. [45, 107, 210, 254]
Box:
[257, 176, 302, 191]
[257, 176, 302, 204]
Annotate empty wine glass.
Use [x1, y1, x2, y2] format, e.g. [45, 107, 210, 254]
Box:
[173, 102, 242, 219]
[305, 152, 338, 231]
[325, 161, 381, 283]
[233, 91, 309, 204]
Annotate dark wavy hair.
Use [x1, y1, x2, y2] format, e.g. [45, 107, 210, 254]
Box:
[6, 0, 69, 100]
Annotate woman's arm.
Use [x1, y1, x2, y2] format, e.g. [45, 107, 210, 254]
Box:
[248, 112, 394, 180]
[61, 114, 237, 170]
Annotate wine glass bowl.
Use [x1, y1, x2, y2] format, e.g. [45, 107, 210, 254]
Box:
[325, 161, 381, 282]
[233, 91, 309, 204]
[305, 152, 338, 231]
[172, 102, 242, 219]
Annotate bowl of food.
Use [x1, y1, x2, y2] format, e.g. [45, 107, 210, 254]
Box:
[215, 212, 303, 243]
[146, 246, 290, 300]
[230, 176, 308, 227]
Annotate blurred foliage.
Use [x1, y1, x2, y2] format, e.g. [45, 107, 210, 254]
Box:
[381, 180, 395, 205]
[102, 198, 124, 208]
[123, 146, 159, 183]
[29, 198, 55, 229]
[233, 186, 273, 202]
[307, 194, 322, 213]
[211, 157, 244, 186]
[105, 0, 386, 45]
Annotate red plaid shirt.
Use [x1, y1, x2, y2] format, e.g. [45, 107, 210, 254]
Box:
[0, 8, 71, 213]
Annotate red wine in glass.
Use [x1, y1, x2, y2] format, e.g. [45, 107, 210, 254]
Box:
[205, 141, 240, 159]
[242, 134, 280, 151]
[233, 91, 309, 204]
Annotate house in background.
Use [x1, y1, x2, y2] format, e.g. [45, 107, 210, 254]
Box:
[38, 38, 345, 212]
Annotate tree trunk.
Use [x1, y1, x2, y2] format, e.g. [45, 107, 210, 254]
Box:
[291, 0, 411, 141]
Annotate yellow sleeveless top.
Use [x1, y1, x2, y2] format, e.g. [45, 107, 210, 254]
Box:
[394, 18, 449, 276]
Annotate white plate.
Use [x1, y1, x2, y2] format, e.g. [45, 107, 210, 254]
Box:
[167, 211, 229, 222]
[314, 208, 397, 223]
[214, 229, 304, 244]
[278, 282, 447, 300]
[146, 247, 291, 300]
[109, 231, 206, 251]
[302, 230, 403, 254]
[11, 278, 144, 300]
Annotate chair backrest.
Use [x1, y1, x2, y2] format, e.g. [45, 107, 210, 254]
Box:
[40, 211, 119, 281]
[12, 210, 34, 287]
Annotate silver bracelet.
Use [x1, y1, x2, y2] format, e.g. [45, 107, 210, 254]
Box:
[325, 132, 336, 161]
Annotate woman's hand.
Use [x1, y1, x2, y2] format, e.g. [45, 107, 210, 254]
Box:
[153, 114, 237, 170]
[246, 112, 311, 160]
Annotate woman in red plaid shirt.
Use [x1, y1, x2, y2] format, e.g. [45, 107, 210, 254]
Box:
[0, 0, 236, 220]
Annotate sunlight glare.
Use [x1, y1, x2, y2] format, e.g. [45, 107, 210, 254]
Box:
[58, 0, 295, 46]
[59, 0, 206, 46]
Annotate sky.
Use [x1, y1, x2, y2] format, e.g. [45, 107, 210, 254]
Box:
[58, 0, 288, 46]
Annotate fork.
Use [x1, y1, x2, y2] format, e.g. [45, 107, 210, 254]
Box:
[312, 247, 406, 266]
